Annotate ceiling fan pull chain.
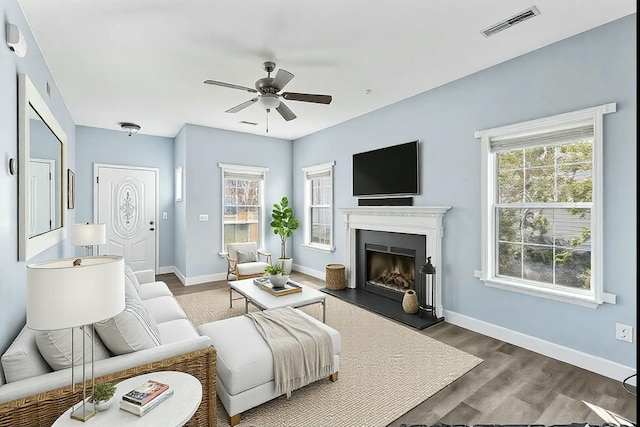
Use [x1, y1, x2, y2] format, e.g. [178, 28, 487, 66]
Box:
[266, 109, 269, 133]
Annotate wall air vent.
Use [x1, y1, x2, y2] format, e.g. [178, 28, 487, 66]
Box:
[239, 121, 258, 126]
[482, 6, 540, 37]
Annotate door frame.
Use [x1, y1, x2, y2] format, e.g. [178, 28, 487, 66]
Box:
[93, 163, 160, 273]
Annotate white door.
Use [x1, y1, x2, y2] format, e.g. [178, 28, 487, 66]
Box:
[29, 159, 55, 236]
[95, 165, 158, 272]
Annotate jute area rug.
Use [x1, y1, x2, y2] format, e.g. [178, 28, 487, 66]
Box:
[176, 284, 482, 427]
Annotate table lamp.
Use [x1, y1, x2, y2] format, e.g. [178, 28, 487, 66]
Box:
[27, 255, 125, 421]
[70, 223, 106, 256]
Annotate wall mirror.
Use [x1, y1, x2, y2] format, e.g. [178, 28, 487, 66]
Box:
[18, 73, 67, 261]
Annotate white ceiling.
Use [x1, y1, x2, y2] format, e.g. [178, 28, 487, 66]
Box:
[18, 0, 636, 141]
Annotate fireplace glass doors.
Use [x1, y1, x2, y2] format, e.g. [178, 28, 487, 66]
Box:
[356, 230, 426, 303]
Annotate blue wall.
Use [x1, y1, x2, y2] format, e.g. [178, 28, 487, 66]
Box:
[75, 126, 175, 268]
[179, 124, 292, 280]
[292, 15, 636, 368]
[0, 0, 76, 379]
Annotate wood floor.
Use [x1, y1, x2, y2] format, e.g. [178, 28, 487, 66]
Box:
[160, 271, 637, 426]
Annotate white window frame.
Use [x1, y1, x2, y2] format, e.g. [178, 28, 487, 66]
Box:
[475, 103, 616, 308]
[219, 163, 268, 255]
[302, 161, 335, 252]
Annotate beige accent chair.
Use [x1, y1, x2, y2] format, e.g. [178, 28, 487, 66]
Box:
[226, 242, 272, 280]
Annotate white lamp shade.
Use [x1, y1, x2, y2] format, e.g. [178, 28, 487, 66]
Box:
[27, 255, 125, 330]
[70, 223, 106, 246]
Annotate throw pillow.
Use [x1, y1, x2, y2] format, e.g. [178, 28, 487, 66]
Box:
[94, 278, 161, 355]
[236, 250, 258, 264]
[1, 325, 52, 382]
[35, 326, 111, 371]
[124, 264, 141, 296]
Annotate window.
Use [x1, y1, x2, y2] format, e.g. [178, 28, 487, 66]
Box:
[219, 163, 268, 251]
[302, 161, 335, 252]
[476, 103, 616, 307]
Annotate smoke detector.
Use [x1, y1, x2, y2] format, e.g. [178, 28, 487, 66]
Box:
[482, 6, 540, 37]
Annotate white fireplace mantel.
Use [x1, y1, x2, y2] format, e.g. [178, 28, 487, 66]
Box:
[339, 206, 451, 316]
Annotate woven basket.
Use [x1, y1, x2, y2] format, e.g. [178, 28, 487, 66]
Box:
[325, 264, 345, 290]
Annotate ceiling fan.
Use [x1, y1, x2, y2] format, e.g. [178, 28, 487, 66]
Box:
[204, 61, 332, 123]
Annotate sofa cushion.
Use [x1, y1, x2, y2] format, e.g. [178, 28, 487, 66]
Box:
[1, 326, 52, 383]
[35, 327, 111, 371]
[236, 249, 258, 264]
[95, 279, 161, 355]
[139, 282, 173, 300]
[157, 319, 200, 344]
[142, 296, 187, 324]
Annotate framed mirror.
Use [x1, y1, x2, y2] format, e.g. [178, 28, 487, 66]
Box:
[18, 74, 67, 261]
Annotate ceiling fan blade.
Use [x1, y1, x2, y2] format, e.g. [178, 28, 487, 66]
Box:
[272, 69, 294, 91]
[281, 92, 332, 104]
[276, 102, 297, 121]
[204, 80, 258, 93]
[226, 98, 258, 113]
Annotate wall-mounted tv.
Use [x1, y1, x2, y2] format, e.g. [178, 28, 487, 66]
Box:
[352, 140, 419, 197]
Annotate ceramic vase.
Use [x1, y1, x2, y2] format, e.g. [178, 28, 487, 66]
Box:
[269, 273, 289, 287]
[402, 290, 419, 314]
[94, 398, 113, 412]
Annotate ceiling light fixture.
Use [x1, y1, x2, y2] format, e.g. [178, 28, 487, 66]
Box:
[119, 122, 141, 136]
[259, 94, 280, 110]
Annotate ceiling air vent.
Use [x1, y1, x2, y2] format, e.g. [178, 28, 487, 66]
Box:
[482, 6, 540, 37]
[239, 120, 258, 126]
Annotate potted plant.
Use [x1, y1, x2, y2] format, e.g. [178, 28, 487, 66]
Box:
[264, 263, 289, 288]
[270, 196, 299, 274]
[90, 381, 117, 411]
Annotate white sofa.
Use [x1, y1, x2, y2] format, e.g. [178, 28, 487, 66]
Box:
[0, 268, 216, 427]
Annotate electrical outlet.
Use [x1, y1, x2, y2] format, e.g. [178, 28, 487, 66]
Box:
[198, 214, 208, 222]
[616, 323, 633, 343]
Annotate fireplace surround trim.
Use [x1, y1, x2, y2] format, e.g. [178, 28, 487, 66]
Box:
[339, 206, 451, 317]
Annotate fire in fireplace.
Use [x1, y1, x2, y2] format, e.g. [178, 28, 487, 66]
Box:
[357, 230, 426, 303]
[366, 251, 415, 293]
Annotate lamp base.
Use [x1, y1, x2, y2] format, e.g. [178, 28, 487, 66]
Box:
[70, 402, 96, 422]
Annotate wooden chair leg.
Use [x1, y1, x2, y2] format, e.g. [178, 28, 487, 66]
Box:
[230, 413, 241, 426]
[329, 372, 338, 382]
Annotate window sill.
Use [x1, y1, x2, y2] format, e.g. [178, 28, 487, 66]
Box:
[481, 277, 616, 308]
[302, 243, 335, 253]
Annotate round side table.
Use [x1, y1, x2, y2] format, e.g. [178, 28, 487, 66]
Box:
[52, 371, 201, 427]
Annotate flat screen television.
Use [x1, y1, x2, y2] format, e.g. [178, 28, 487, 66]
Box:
[352, 140, 419, 197]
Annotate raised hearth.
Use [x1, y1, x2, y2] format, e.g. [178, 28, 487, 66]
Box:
[323, 206, 450, 329]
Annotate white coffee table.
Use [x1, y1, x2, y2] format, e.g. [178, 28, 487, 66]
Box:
[229, 278, 327, 322]
[52, 371, 202, 427]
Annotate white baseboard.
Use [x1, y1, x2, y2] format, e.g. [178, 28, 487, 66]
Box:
[157, 265, 175, 275]
[443, 309, 636, 385]
[185, 272, 227, 286]
[292, 263, 325, 281]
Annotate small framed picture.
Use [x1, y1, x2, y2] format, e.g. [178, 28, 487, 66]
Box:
[67, 169, 75, 209]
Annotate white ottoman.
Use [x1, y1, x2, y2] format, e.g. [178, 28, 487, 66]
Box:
[197, 309, 340, 426]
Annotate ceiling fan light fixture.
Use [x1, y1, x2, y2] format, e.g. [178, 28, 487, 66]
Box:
[259, 94, 280, 110]
[119, 122, 141, 136]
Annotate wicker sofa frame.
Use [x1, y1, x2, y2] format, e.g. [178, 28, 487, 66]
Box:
[0, 347, 216, 427]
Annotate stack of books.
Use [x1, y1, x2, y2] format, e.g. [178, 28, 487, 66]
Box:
[253, 277, 302, 296]
[119, 379, 173, 416]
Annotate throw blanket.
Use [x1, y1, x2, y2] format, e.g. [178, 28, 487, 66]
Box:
[246, 307, 334, 398]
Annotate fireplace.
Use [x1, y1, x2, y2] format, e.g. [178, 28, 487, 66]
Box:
[331, 206, 450, 329]
[357, 230, 426, 303]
